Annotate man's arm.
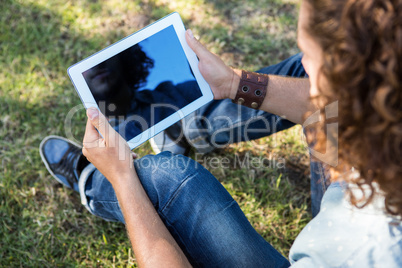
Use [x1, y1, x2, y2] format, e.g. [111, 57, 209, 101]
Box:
[186, 29, 312, 124]
[229, 70, 311, 124]
[113, 173, 191, 267]
[82, 108, 191, 268]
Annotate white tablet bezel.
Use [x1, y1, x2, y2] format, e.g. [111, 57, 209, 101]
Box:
[68, 12, 213, 149]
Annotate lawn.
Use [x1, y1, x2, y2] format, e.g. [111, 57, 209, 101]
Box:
[0, 0, 311, 266]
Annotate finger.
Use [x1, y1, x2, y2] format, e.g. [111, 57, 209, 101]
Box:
[82, 147, 91, 161]
[87, 108, 115, 142]
[186, 29, 211, 60]
[83, 118, 102, 149]
[132, 152, 138, 159]
[84, 117, 100, 141]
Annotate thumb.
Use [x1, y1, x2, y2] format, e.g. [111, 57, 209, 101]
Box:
[185, 29, 210, 60]
[87, 107, 113, 141]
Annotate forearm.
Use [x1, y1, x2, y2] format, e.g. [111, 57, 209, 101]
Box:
[113, 173, 191, 268]
[229, 69, 312, 124]
[82, 109, 190, 267]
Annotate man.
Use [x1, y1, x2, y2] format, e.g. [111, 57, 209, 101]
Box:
[40, 0, 402, 266]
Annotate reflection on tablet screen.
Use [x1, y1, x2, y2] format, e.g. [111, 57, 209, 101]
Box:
[82, 25, 203, 141]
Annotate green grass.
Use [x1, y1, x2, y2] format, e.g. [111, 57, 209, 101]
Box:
[0, 0, 310, 266]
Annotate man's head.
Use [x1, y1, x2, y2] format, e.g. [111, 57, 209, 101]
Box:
[298, 0, 402, 216]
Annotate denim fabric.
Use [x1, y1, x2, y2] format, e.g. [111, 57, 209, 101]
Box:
[82, 152, 290, 267]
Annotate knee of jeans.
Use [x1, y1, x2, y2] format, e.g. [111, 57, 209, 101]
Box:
[134, 152, 202, 210]
[135, 152, 195, 177]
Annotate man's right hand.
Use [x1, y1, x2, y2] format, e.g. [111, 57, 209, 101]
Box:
[185, 29, 240, 100]
[82, 108, 135, 187]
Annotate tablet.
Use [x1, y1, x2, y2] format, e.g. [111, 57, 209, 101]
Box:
[68, 12, 213, 149]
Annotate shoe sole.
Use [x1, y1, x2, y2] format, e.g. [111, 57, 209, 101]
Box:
[149, 137, 162, 154]
[39, 135, 82, 189]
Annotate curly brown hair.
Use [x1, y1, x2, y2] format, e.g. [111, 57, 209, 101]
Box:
[304, 0, 402, 216]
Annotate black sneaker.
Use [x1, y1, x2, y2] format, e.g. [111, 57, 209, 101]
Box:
[39, 135, 89, 191]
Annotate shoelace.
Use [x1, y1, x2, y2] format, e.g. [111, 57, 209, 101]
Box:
[51, 145, 82, 189]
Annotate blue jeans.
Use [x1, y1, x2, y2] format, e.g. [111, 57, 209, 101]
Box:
[79, 54, 329, 267]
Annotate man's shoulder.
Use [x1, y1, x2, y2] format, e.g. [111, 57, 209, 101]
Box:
[290, 183, 402, 267]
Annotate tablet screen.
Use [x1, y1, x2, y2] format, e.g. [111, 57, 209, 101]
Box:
[82, 25, 203, 141]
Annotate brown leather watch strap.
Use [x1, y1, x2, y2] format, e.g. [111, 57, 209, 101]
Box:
[232, 70, 268, 109]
